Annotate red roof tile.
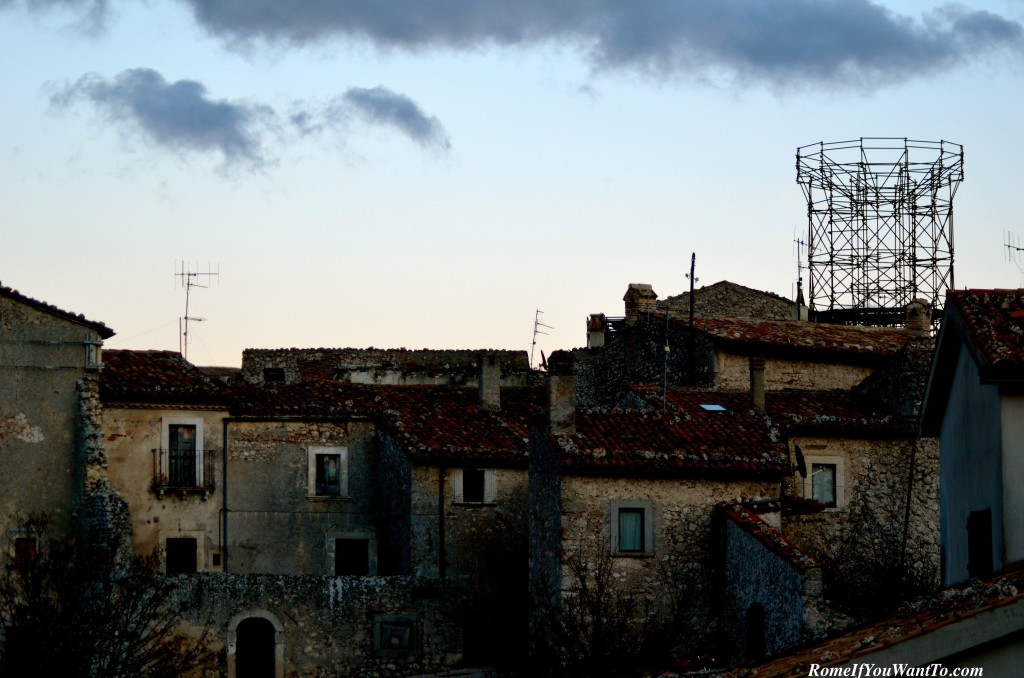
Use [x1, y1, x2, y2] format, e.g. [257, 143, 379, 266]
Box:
[555, 392, 789, 478]
[100, 350, 229, 405]
[719, 502, 819, 571]
[1, 283, 114, 338]
[947, 289, 1024, 372]
[766, 389, 914, 437]
[691, 316, 912, 359]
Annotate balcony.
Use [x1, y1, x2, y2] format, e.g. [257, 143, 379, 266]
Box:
[152, 448, 216, 498]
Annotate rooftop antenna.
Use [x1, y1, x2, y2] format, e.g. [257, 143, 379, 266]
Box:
[175, 261, 219, 361]
[793, 232, 807, 320]
[1005, 231, 1024, 282]
[684, 253, 698, 386]
[531, 309, 553, 370]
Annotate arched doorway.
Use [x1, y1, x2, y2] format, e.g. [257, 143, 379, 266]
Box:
[236, 617, 275, 678]
[227, 610, 285, 678]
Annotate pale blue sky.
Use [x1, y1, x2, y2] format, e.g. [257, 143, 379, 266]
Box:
[3, 1, 1024, 366]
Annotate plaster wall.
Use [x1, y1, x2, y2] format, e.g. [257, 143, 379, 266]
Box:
[0, 297, 98, 544]
[940, 344, 1004, 585]
[102, 406, 226, 569]
[1001, 394, 1024, 565]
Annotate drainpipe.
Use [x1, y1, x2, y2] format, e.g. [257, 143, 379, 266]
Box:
[222, 418, 229, 573]
[438, 466, 447, 580]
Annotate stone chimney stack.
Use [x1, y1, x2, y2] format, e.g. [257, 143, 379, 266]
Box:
[478, 354, 501, 412]
[905, 299, 931, 335]
[749, 356, 766, 414]
[587, 314, 607, 348]
[547, 351, 576, 435]
[624, 284, 658, 327]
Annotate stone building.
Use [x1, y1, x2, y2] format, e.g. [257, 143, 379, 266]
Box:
[0, 284, 114, 557]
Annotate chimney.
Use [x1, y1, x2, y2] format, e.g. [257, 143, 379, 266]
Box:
[587, 314, 606, 348]
[624, 283, 658, 327]
[547, 351, 576, 435]
[478, 354, 501, 411]
[749, 356, 766, 413]
[905, 299, 931, 334]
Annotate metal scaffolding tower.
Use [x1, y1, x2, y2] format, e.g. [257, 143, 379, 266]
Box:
[796, 138, 963, 326]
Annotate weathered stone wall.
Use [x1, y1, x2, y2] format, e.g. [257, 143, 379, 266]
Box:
[722, 517, 818, 663]
[179, 573, 464, 677]
[559, 474, 778, 654]
[855, 334, 936, 418]
[103, 405, 227, 569]
[0, 296, 97, 547]
[240, 348, 531, 387]
[573, 315, 716, 406]
[375, 433, 413, 576]
[660, 282, 795, 320]
[714, 351, 874, 391]
[783, 435, 940, 609]
[226, 420, 378, 575]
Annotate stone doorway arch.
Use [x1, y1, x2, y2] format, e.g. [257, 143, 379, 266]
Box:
[227, 609, 285, 678]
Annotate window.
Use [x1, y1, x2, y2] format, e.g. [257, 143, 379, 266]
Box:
[374, 616, 418, 656]
[457, 468, 495, 504]
[165, 537, 197, 575]
[169, 424, 197, 486]
[800, 449, 845, 509]
[159, 416, 206, 490]
[811, 463, 837, 508]
[967, 509, 993, 579]
[263, 367, 285, 383]
[462, 468, 485, 503]
[610, 500, 654, 556]
[308, 446, 347, 498]
[326, 531, 376, 576]
[13, 537, 37, 569]
[334, 539, 369, 576]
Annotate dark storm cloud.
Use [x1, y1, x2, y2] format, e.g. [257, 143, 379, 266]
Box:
[338, 87, 450, 150]
[179, 0, 1024, 86]
[52, 68, 275, 168]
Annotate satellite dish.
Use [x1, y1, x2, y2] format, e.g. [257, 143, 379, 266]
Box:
[794, 444, 807, 478]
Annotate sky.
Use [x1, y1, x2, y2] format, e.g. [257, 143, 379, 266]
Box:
[3, 0, 1024, 367]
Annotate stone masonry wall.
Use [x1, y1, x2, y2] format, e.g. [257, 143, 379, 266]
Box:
[560, 474, 778, 655]
[240, 348, 531, 387]
[783, 435, 940, 609]
[714, 351, 874, 391]
[660, 283, 795, 321]
[226, 420, 378, 575]
[179, 573, 464, 677]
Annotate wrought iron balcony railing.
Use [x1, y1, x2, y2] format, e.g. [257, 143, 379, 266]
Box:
[151, 448, 216, 497]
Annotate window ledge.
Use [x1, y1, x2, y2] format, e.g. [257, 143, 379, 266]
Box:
[453, 501, 497, 508]
[307, 495, 352, 502]
[610, 551, 654, 558]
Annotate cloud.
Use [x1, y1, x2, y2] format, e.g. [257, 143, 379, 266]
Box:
[337, 87, 450, 150]
[50, 69, 451, 168]
[178, 0, 1024, 87]
[0, 0, 109, 34]
[52, 68, 277, 168]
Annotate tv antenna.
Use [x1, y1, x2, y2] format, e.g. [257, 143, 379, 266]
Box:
[1005, 231, 1024, 280]
[531, 309, 553, 369]
[175, 261, 219, 361]
[794, 232, 807, 319]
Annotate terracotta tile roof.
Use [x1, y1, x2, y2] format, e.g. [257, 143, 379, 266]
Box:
[947, 288, 1024, 375]
[100, 350, 229, 405]
[1, 283, 115, 338]
[555, 391, 789, 478]
[730, 565, 1024, 677]
[229, 382, 542, 465]
[766, 389, 914, 437]
[690, 316, 912, 360]
[374, 386, 542, 465]
[718, 502, 819, 571]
